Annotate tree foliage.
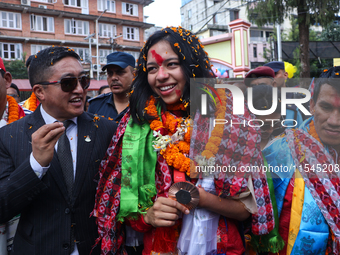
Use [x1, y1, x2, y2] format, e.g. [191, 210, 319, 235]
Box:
[320, 22, 340, 41]
[246, 0, 339, 29]
[3, 53, 28, 79]
[244, 0, 340, 84]
[282, 18, 319, 41]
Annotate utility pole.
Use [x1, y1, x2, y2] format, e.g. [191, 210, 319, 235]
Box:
[84, 33, 95, 79]
[96, 9, 107, 80]
[276, 24, 282, 61]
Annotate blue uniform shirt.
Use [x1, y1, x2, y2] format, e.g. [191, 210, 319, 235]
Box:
[87, 93, 128, 123]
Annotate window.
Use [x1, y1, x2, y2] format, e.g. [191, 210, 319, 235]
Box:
[253, 46, 257, 58]
[31, 45, 50, 55]
[30, 15, 54, 32]
[250, 30, 260, 37]
[65, 19, 89, 35]
[188, 9, 192, 19]
[98, 0, 115, 12]
[230, 10, 239, 22]
[99, 49, 111, 64]
[123, 26, 139, 41]
[0, 43, 22, 60]
[0, 11, 21, 29]
[181, 13, 184, 23]
[64, 0, 81, 7]
[73, 47, 90, 62]
[99, 23, 116, 38]
[122, 2, 138, 16]
[265, 31, 273, 38]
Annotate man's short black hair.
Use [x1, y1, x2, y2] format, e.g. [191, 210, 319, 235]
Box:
[313, 66, 340, 102]
[26, 46, 80, 88]
[0, 69, 5, 78]
[10, 83, 20, 97]
[98, 85, 110, 95]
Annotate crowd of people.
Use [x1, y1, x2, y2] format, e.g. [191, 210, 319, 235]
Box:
[0, 26, 340, 255]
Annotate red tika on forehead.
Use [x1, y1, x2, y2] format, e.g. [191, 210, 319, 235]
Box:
[332, 95, 340, 108]
[151, 50, 164, 66]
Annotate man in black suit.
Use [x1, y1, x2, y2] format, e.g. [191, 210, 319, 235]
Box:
[0, 47, 117, 255]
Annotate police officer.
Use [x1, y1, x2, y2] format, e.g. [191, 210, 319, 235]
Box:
[88, 52, 135, 123]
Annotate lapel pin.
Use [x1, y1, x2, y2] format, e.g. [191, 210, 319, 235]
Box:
[85, 135, 91, 142]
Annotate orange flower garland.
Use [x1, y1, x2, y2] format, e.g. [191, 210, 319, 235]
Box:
[145, 96, 191, 176]
[22, 92, 39, 112]
[28, 92, 38, 112]
[145, 88, 227, 176]
[6, 95, 20, 124]
[200, 88, 227, 159]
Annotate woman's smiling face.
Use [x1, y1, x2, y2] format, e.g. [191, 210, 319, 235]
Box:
[147, 40, 186, 105]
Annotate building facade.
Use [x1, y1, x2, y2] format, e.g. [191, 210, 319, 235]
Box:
[0, 0, 153, 80]
[180, 0, 291, 69]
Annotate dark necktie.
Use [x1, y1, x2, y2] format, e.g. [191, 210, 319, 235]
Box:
[57, 120, 76, 253]
[57, 120, 74, 199]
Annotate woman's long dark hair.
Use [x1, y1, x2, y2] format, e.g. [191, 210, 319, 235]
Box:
[129, 26, 215, 124]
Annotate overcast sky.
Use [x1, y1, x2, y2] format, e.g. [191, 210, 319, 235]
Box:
[144, 0, 182, 28]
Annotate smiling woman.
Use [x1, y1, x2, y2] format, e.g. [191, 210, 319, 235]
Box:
[93, 27, 275, 255]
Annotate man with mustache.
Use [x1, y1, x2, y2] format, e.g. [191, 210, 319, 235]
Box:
[261, 66, 340, 254]
[88, 52, 135, 123]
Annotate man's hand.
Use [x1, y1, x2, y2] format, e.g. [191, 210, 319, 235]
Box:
[32, 122, 65, 167]
[143, 197, 189, 228]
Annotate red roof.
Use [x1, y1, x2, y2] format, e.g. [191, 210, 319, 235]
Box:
[12, 79, 108, 91]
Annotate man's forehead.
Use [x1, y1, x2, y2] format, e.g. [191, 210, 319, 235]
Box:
[250, 77, 273, 85]
[318, 83, 340, 102]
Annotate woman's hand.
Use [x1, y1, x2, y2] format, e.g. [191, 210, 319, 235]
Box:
[143, 197, 189, 228]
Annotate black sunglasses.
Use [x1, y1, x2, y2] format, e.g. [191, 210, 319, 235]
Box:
[34, 75, 90, 92]
[7, 94, 19, 98]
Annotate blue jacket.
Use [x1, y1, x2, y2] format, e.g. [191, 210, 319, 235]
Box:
[88, 93, 128, 123]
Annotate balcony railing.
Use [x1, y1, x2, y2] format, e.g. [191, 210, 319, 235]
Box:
[250, 37, 267, 42]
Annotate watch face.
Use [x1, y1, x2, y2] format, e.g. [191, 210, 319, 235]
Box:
[169, 182, 200, 210]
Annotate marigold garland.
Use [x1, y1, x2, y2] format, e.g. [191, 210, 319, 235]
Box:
[145, 88, 227, 176]
[6, 95, 20, 124]
[145, 96, 191, 176]
[22, 92, 39, 112]
[200, 88, 227, 159]
[28, 92, 38, 111]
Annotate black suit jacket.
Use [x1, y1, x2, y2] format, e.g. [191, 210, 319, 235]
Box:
[0, 106, 117, 255]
